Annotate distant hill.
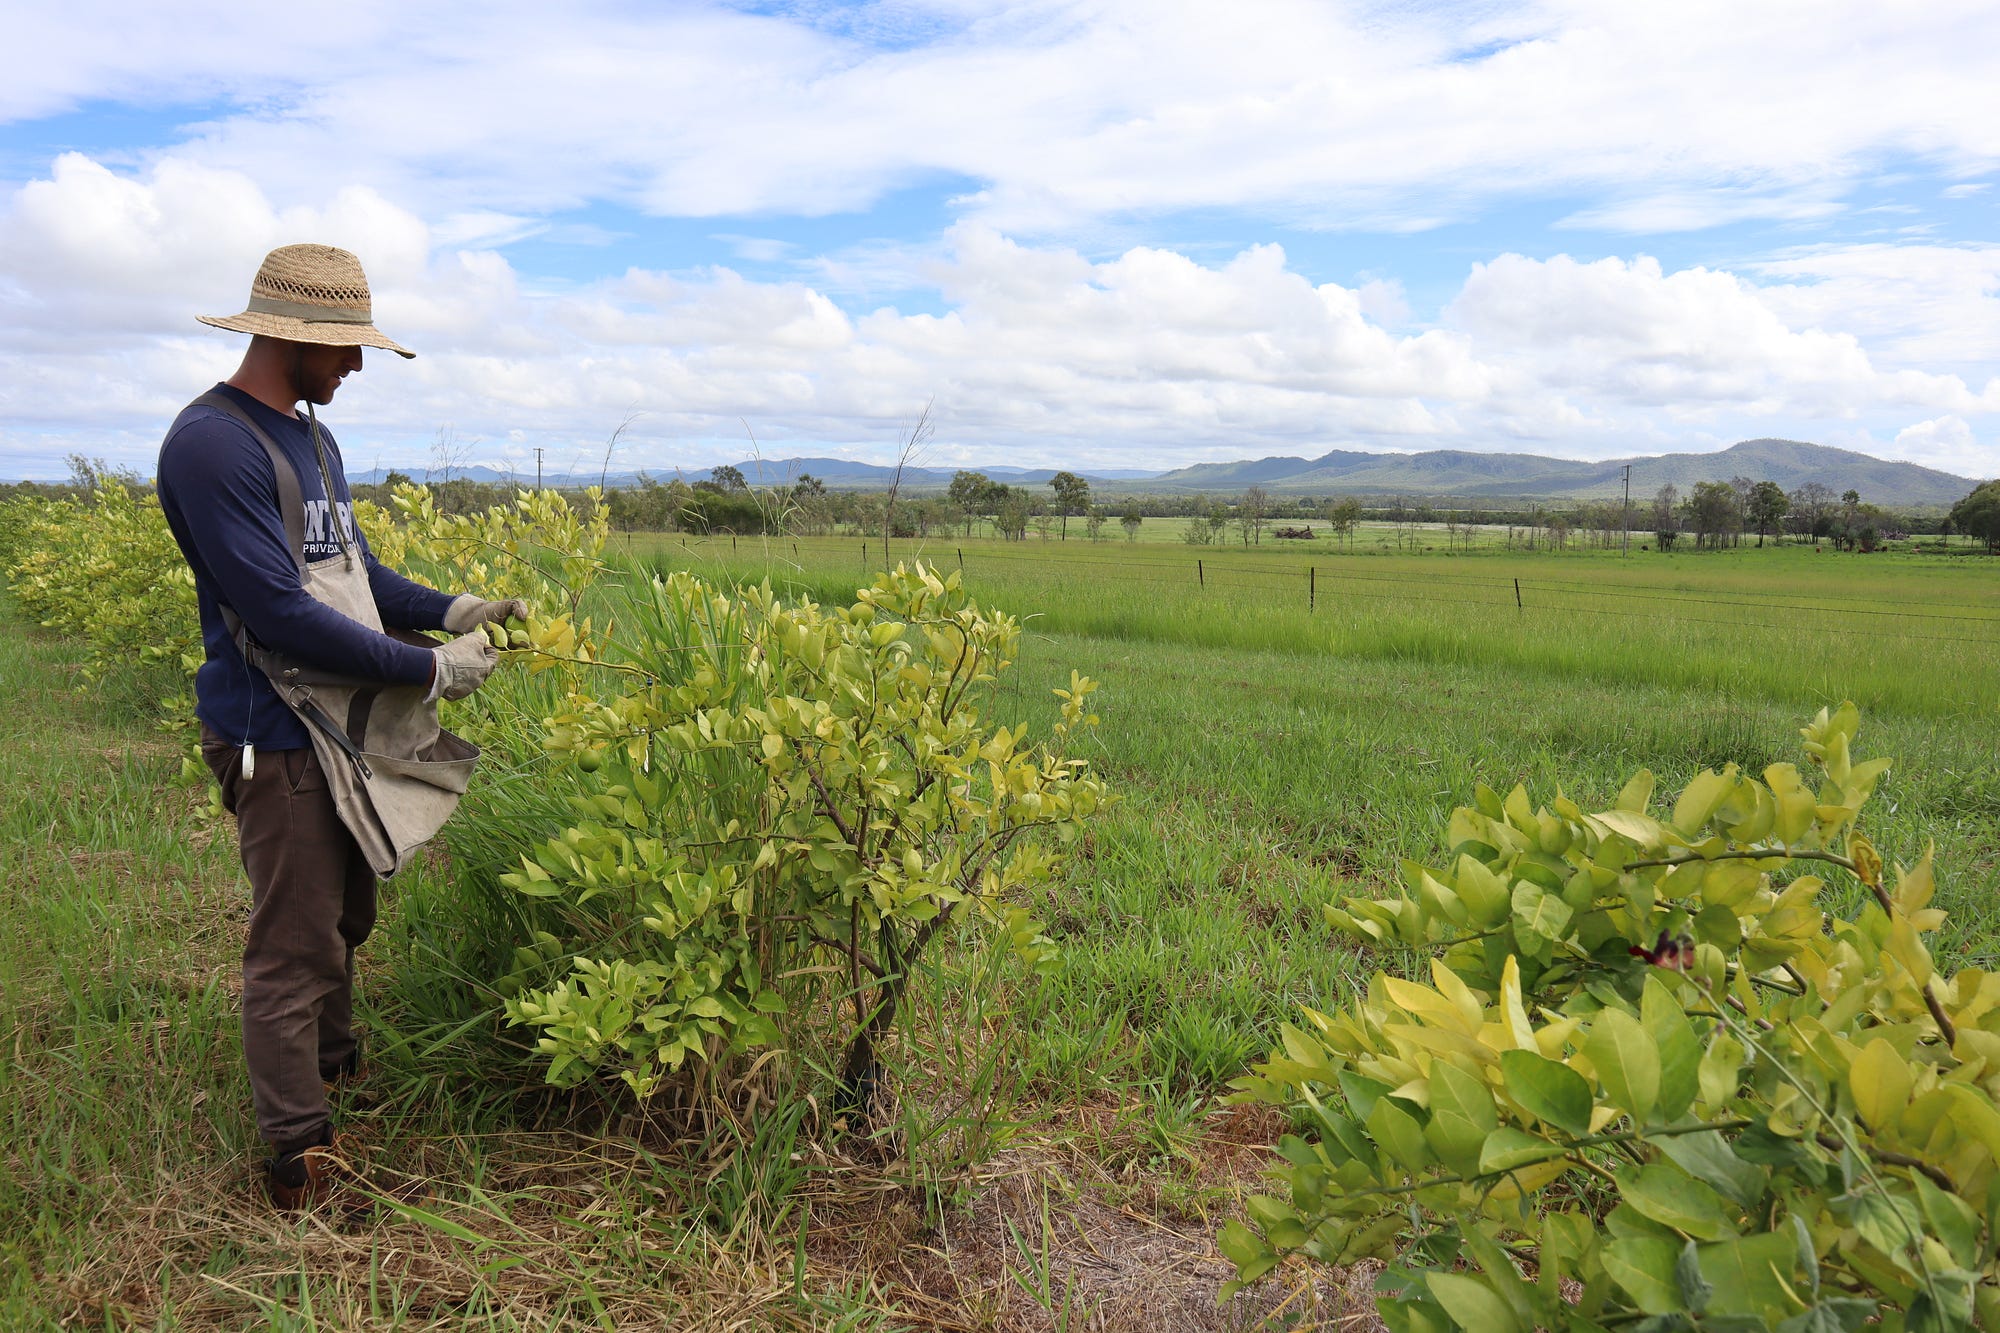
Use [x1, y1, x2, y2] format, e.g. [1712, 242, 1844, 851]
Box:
[341, 440, 1975, 506]
[1146, 439, 1980, 506]
[348, 457, 1163, 490]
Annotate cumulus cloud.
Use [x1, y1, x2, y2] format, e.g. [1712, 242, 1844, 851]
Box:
[1749, 243, 2000, 368]
[3, 154, 1999, 480]
[0, 155, 1501, 472]
[1450, 253, 2000, 420]
[7, 0, 2000, 235]
[1891, 416, 1994, 478]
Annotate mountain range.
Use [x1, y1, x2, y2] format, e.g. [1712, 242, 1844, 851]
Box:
[347, 439, 1983, 507]
[1142, 438, 1979, 506]
[347, 458, 1158, 490]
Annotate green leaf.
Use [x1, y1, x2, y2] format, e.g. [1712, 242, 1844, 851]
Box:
[1425, 1273, 1526, 1333]
[1698, 1030, 1745, 1109]
[1339, 1070, 1395, 1123]
[1584, 1008, 1661, 1124]
[1617, 1162, 1735, 1241]
[1500, 1048, 1593, 1138]
[1511, 881, 1572, 946]
[1847, 1188, 1924, 1263]
[1697, 1232, 1803, 1322]
[1672, 767, 1736, 836]
[1913, 1171, 1981, 1270]
[1774, 1300, 1878, 1333]
[1458, 1227, 1536, 1327]
[1848, 1037, 1912, 1132]
[1653, 1131, 1767, 1211]
[1641, 976, 1700, 1123]
[1368, 1095, 1433, 1174]
[1675, 1240, 1712, 1315]
[1424, 1060, 1499, 1175]
[1905, 1271, 1978, 1333]
[1218, 1219, 1276, 1280]
[1691, 903, 1742, 949]
[1478, 1127, 1566, 1174]
[1790, 1214, 1820, 1296]
[1603, 1236, 1685, 1314]
[1593, 808, 1667, 849]
[1616, 768, 1656, 813]
[1451, 854, 1512, 927]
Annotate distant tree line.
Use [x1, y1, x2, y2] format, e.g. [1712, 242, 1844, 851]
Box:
[14, 453, 1996, 554]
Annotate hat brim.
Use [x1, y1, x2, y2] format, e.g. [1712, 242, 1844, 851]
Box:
[198, 311, 414, 359]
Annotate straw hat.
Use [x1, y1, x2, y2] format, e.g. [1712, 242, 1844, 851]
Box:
[199, 243, 414, 358]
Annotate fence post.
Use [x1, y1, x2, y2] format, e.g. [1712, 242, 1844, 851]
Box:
[1514, 578, 1523, 611]
[861, 542, 867, 572]
[1310, 566, 1315, 611]
[1198, 559, 1204, 588]
[957, 547, 964, 569]
[732, 535, 737, 553]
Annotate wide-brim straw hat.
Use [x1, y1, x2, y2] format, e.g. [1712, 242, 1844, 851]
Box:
[199, 243, 414, 358]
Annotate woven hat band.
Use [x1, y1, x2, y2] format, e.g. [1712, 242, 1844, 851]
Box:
[245, 294, 373, 324]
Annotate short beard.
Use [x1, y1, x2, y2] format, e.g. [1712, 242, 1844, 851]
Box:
[290, 349, 338, 407]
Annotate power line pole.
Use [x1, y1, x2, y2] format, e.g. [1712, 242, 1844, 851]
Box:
[1622, 463, 1632, 557]
[535, 447, 545, 492]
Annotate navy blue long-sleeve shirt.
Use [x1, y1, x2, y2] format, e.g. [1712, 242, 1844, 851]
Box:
[158, 383, 457, 750]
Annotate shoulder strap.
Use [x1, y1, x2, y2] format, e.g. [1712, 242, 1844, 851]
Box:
[187, 391, 428, 696]
[192, 390, 309, 577]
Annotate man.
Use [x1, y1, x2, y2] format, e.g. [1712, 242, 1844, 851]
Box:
[157, 243, 520, 1208]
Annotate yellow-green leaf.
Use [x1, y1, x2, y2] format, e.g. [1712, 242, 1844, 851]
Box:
[1583, 1009, 1660, 1124]
[1848, 1037, 1911, 1131]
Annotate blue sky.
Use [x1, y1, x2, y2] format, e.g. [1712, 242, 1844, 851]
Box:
[2, 0, 1997, 481]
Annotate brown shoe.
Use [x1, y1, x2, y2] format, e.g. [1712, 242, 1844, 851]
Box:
[264, 1131, 369, 1212]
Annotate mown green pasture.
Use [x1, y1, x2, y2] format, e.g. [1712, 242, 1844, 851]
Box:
[2, 533, 1996, 1328]
[625, 530, 2000, 718]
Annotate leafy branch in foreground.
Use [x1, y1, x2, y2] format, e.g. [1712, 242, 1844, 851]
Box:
[1224, 704, 2000, 1331]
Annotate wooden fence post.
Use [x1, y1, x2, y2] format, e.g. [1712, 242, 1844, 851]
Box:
[1310, 566, 1315, 611]
[1198, 559, 1204, 588]
[1514, 578, 1523, 611]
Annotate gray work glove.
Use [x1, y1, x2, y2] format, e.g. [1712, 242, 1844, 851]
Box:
[444, 595, 531, 633]
[428, 631, 500, 702]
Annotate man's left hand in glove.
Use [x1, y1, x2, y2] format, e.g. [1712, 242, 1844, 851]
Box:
[443, 596, 531, 633]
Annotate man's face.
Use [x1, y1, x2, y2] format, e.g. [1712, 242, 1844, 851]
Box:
[291, 342, 364, 407]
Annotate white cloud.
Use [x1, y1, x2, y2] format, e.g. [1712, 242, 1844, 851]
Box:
[1449, 252, 2000, 420]
[8, 0, 2000, 235]
[1891, 416, 1997, 478]
[1749, 243, 2000, 368]
[3, 154, 1999, 479]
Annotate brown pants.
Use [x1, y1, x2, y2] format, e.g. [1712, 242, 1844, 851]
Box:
[202, 725, 377, 1152]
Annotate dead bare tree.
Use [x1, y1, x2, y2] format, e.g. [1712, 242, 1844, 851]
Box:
[598, 411, 642, 493]
[881, 400, 935, 571]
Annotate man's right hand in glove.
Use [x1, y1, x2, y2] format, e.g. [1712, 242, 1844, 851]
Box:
[427, 631, 500, 702]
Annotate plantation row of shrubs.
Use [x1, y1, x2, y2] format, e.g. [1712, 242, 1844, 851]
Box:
[0, 478, 1105, 1153]
[5, 481, 1995, 1328]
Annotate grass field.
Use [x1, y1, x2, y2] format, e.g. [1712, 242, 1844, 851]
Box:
[3, 532, 1997, 1328]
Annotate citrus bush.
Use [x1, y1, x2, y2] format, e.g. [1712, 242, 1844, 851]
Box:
[1223, 705, 1999, 1330]
[0, 482, 200, 688]
[362, 488, 1114, 1116]
[497, 561, 1109, 1109]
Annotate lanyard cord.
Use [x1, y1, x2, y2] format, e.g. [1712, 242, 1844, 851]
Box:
[305, 403, 357, 566]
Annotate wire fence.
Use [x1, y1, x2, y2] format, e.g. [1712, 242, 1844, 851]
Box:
[640, 534, 2000, 650]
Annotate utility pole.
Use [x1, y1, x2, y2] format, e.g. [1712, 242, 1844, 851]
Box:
[1621, 463, 1632, 557]
[535, 447, 545, 492]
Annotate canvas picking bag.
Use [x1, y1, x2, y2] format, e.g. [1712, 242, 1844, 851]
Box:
[195, 390, 480, 877]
